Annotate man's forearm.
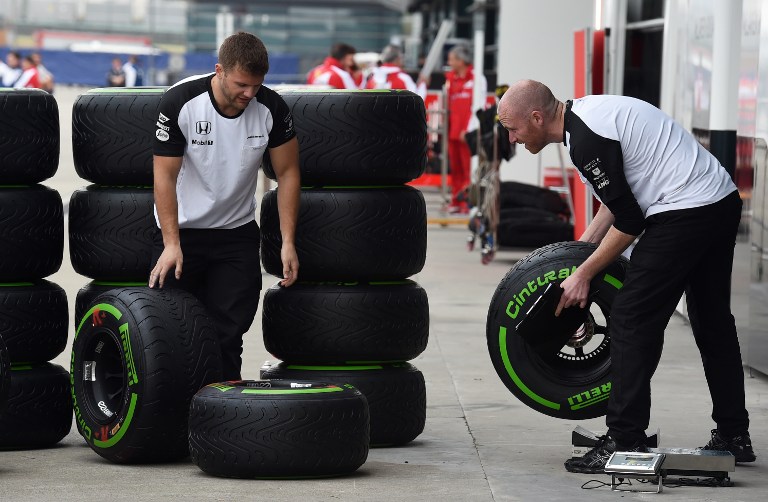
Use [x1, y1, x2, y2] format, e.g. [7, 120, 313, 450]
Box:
[579, 203, 615, 244]
[276, 170, 300, 244]
[153, 168, 180, 247]
[576, 226, 636, 281]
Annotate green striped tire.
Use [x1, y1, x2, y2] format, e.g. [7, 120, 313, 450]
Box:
[0, 185, 63, 281]
[262, 89, 426, 185]
[486, 241, 629, 420]
[0, 334, 8, 414]
[0, 363, 72, 448]
[0, 280, 68, 363]
[72, 87, 166, 186]
[0, 89, 59, 184]
[260, 186, 427, 281]
[71, 287, 222, 463]
[262, 280, 429, 363]
[261, 362, 426, 446]
[74, 280, 146, 328]
[189, 380, 369, 479]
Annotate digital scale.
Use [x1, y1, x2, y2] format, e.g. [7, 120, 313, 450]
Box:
[572, 427, 736, 493]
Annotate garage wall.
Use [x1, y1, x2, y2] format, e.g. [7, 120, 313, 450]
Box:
[496, 0, 595, 186]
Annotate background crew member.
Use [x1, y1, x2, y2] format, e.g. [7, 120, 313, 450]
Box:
[306, 42, 358, 89]
[365, 44, 425, 99]
[498, 79, 754, 473]
[149, 31, 300, 380]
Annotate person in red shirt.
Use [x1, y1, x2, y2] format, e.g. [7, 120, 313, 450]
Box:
[13, 55, 40, 89]
[445, 45, 487, 214]
[365, 44, 425, 98]
[307, 43, 358, 89]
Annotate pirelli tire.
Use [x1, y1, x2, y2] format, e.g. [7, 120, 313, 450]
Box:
[189, 380, 370, 479]
[0, 88, 60, 184]
[72, 87, 167, 186]
[261, 362, 426, 446]
[486, 241, 629, 420]
[71, 287, 223, 463]
[0, 185, 64, 281]
[263, 89, 427, 186]
[68, 186, 155, 281]
[0, 335, 9, 414]
[0, 362, 73, 448]
[260, 187, 427, 281]
[0, 280, 69, 363]
[74, 280, 145, 329]
[262, 280, 429, 363]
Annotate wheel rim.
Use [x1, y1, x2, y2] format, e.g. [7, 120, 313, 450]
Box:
[81, 330, 126, 424]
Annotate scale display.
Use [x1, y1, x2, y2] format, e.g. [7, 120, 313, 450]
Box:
[604, 452, 665, 475]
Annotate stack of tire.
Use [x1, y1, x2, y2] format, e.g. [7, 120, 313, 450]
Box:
[69, 87, 166, 325]
[496, 181, 574, 248]
[0, 88, 72, 448]
[259, 89, 430, 447]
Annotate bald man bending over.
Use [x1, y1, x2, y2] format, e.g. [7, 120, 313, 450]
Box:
[497, 80, 754, 473]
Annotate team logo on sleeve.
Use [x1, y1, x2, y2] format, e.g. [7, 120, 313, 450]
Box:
[584, 158, 610, 190]
[158, 112, 170, 123]
[156, 129, 169, 141]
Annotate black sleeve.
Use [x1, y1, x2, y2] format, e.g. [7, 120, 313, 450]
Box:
[568, 122, 646, 236]
[153, 81, 198, 157]
[262, 88, 297, 149]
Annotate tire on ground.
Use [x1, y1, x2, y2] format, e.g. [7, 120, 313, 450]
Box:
[72, 87, 166, 185]
[0, 335, 9, 414]
[262, 280, 429, 363]
[0, 185, 63, 281]
[486, 241, 629, 420]
[261, 362, 426, 446]
[0, 362, 72, 448]
[71, 287, 223, 463]
[260, 187, 427, 281]
[499, 181, 570, 216]
[0, 89, 59, 184]
[0, 280, 68, 363]
[68, 186, 156, 281]
[189, 380, 369, 478]
[74, 280, 146, 328]
[263, 90, 427, 185]
[497, 207, 574, 248]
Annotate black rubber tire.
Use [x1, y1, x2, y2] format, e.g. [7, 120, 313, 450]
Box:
[74, 280, 146, 329]
[497, 208, 574, 248]
[486, 241, 629, 420]
[261, 362, 426, 446]
[189, 380, 369, 478]
[499, 181, 570, 216]
[260, 187, 427, 281]
[0, 335, 9, 414]
[68, 186, 155, 281]
[262, 89, 427, 185]
[0, 280, 68, 363]
[0, 89, 60, 184]
[72, 87, 166, 186]
[0, 185, 63, 281]
[0, 362, 72, 448]
[262, 280, 429, 363]
[71, 287, 223, 463]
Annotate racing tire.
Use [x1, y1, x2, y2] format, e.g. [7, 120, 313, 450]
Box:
[0, 89, 59, 184]
[262, 280, 429, 363]
[260, 187, 427, 281]
[499, 181, 570, 216]
[0, 335, 9, 414]
[0, 280, 69, 363]
[74, 280, 146, 328]
[263, 89, 426, 185]
[189, 380, 369, 478]
[68, 186, 155, 281]
[0, 185, 64, 281]
[486, 241, 629, 420]
[0, 362, 72, 448]
[72, 87, 166, 185]
[497, 207, 574, 248]
[71, 287, 223, 463]
[261, 362, 426, 446]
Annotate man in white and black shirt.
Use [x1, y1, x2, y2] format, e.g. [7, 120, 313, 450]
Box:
[498, 80, 753, 472]
[149, 32, 300, 380]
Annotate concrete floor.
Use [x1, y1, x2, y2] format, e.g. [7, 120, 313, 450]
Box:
[1, 85, 766, 501]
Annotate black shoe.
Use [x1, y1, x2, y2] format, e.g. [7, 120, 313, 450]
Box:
[564, 435, 648, 474]
[701, 429, 756, 463]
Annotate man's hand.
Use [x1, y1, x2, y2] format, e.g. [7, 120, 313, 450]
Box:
[149, 244, 183, 289]
[279, 243, 299, 287]
[555, 270, 591, 316]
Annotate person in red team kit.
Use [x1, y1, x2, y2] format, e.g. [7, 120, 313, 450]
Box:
[365, 44, 425, 98]
[307, 43, 358, 89]
[445, 45, 487, 214]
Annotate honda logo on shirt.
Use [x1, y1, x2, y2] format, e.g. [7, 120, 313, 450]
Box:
[196, 121, 212, 135]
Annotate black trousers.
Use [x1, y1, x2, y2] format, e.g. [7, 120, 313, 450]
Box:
[150, 220, 262, 381]
[606, 190, 749, 444]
